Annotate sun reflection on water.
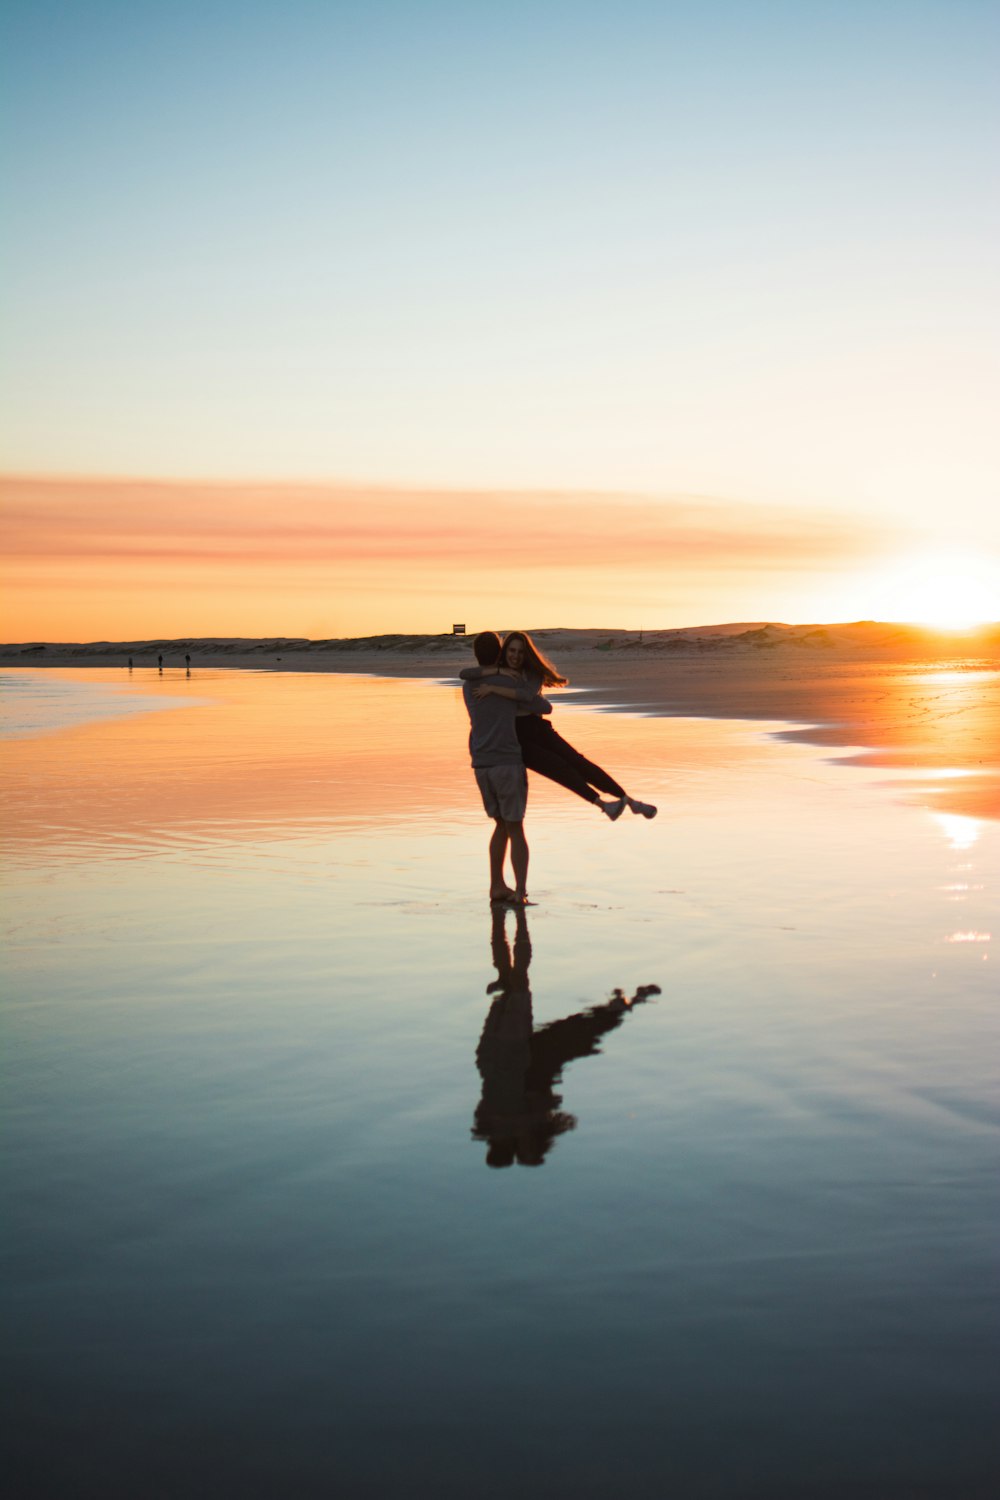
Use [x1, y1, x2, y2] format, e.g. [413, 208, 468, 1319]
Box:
[932, 812, 982, 851]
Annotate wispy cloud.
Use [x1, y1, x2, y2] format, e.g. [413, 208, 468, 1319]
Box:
[1, 473, 911, 638]
[1, 474, 893, 571]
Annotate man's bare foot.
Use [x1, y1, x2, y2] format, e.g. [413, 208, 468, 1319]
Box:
[490, 885, 518, 903]
[510, 893, 537, 906]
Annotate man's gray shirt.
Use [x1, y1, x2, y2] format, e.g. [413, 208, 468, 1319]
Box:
[460, 670, 551, 768]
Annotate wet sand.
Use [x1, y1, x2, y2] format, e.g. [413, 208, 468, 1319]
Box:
[3, 620, 999, 819]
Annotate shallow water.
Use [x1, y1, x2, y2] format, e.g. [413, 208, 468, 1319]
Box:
[2, 669, 997, 1498]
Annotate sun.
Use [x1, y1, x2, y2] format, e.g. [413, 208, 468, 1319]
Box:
[876, 553, 999, 631]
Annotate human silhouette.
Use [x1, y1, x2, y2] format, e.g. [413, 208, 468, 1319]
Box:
[472, 904, 659, 1167]
[461, 630, 550, 904]
[462, 631, 658, 821]
[158, 653, 163, 671]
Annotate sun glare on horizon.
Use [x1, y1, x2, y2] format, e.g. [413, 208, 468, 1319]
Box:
[873, 554, 1000, 632]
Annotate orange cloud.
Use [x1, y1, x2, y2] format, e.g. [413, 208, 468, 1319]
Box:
[1, 473, 890, 562]
[1, 473, 899, 640]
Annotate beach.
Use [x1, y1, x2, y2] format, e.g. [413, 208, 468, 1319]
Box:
[4, 621, 998, 821]
[2, 661, 998, 1498]
[5, 0, 998, 1488]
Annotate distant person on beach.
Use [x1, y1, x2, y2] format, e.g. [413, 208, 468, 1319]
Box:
[158, 654, 163, 671]
[462, 630, 552, 905]
[462, 631, 657, 821]
[127, 656, 133, 671]
[473, 903, 659, 1167]
[185, 653, 191, 669]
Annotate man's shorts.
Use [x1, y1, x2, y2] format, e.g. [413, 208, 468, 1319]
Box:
[474, 763, 528, 822]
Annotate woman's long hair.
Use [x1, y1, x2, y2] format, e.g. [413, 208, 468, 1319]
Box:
[501, 631, 569, 687]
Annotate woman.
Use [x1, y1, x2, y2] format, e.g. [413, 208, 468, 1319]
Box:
[463, 631, 657, 821]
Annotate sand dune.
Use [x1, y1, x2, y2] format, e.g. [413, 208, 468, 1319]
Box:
[3, 618, 999, 666]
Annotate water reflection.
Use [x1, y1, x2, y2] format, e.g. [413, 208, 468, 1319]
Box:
[473, 904, 659, 1167]
[5, 666, 997, 877]
[774, 666, 1000, 821]
[3, 670, 998, 1496]
[1, 668, 475, 863]
[932, 811, 982, 851]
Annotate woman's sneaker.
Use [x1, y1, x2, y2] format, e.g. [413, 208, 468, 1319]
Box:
[627, 798, 658, 818]
[599, 797, 627, 821]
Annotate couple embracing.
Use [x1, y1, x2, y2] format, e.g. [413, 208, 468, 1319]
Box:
[461, 630, 657, 905]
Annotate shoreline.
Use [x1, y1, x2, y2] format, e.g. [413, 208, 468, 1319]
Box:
[3, 620, 998, 681]
[3, 624, 998, 821]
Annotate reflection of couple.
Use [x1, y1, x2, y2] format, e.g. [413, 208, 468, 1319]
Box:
[473, 903, 660, 1167]
[460, 629, 657, 904]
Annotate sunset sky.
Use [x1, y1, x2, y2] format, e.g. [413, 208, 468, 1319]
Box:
[2, 0, 998, 639]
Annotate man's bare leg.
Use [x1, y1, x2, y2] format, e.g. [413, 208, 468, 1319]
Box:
[506, 819, 530, 903]
[489, 819, 515, 901]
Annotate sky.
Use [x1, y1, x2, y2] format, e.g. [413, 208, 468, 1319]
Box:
[1, 0, 998, 637]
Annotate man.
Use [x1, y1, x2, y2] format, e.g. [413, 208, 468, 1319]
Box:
[461, 630, 551, 905]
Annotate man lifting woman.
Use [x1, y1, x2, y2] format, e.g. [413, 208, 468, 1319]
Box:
[462, 630, 658, 823]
